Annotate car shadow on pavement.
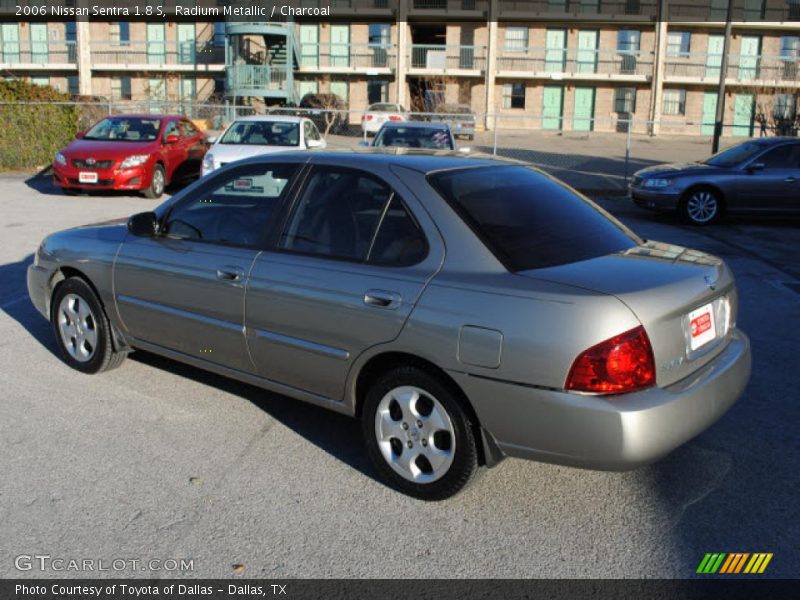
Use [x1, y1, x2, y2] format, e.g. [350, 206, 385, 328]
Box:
[24, 168, 192, 198]
[0, 254, 60, 357]
[130, 350, 377, 482]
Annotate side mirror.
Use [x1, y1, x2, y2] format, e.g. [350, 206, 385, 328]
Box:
[357, 140, 371, 148]
[206, 135, 217, 144]
[165, 133, 180, 144]
[747, 162, 764, 172]
[127, 211, 158, 237]
[306, 138, 324, 149]
[75, 131, 85, 139]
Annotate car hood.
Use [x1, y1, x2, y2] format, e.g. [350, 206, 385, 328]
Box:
[634, 161, 719, 179]
[210, 144, 300, 162]
[63, 139, 159, 159]
[517, 241, 735, 387]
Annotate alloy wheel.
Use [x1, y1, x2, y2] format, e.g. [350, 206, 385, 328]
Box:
[57, 293, 98, 362]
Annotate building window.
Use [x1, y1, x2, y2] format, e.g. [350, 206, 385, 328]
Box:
[666, 32, 691, 57]
[31, 77, 49, 87]
[330, 80, 349, 105]
[614, 87, 637, 113]
[119, 22, 130, 45]
[67, 75, 79, 96]
[111, 76, 132, 100]
[617, 30, 641, 54]
[504, 27, 529, 53]
[503, 82, 526, 109]
[780, 36, 799, 59]
[773, 94, 797, 119]
[213, 22, 225, 47]
[662, 89, 686, 115]
[367, 80, 389, 104]
[109, 22, 120, 43]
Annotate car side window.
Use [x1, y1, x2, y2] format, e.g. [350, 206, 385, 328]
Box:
[163, 120, 179, 141]
[163, 164, 299, 248]
[759, 144, 800, 169]
[279, 167, 392, 261]
[367, 196, 428, 267]
[305, 121, 321, 142]
[179, 120, 199, 139]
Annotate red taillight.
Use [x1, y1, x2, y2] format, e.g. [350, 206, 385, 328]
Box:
[565, 326, 655, 395]
[364, 114, 373, 121]
[388, 115, 402, 121]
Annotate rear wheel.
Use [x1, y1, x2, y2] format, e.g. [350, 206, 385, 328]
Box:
[51, 277, 126, 374]
[681, 188, 722, 225]
[362, 366, 478, 500]
[144, 164, 165, 199]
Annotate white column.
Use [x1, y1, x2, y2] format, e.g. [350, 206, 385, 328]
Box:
[484, 0, 498, 130]
[395, 3, 408, 107]
[649, 1, 668, 136]
[76, 17, 92, 96]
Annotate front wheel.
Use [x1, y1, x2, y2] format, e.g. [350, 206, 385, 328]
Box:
[362, 366, 479, 500]
[51, 277, 126, 374]
[144, 164, 165, 199]
[681, 188, 722, 225]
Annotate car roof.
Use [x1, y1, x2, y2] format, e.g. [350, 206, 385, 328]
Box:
[378, 121, 452, 129]
[234, 148, 511, 174]
[230, 115, 305, 123]
[105, 114, 181, 119]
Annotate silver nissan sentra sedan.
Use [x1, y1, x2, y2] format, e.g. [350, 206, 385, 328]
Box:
[28, 151, 751, 500]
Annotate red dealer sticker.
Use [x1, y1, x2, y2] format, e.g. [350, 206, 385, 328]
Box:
[687, 303, 717, 351]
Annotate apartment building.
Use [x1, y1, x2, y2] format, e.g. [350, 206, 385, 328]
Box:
[1, 0, 799, 135]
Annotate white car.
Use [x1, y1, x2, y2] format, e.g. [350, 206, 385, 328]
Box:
[202, 116, 326, 176]
[361, 103, 407, 136]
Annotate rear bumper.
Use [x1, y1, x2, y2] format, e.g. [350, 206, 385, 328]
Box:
[454, 329, 751, 470]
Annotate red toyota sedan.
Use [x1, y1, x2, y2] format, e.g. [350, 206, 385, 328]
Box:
[53, 114, 208, 198]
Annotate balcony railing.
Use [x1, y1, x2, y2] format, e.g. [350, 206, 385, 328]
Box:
[497, 48, 652, 77]
[668, 3, 800, 21]
[496, 0, 657, 17]
[89, 41, 225, 66]
[226, 64, 290, 92]
[0, 41, 76, 65]
[410, 0, 488, 11]
[665, 54, 800, 83]
[410, 45, 487, 71]
[297, 43, 396, 70]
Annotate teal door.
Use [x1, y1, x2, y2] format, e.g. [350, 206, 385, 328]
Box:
[705, 35, 724, 78]
[147, 24, 166, 65]
[545, 29, 566, 73]
[573, 87, 595, 131]
[542, 85, 564, 130]
[177, 23, 195, 65]
[330, 81, 348, 106]
[701, 92, 718, 135]
[30, 24, 48, 64]
[299, 24, 319, 67]
[1, 24, 20, 64]
[576, 30, 598, 73]
[738, 36, 760, 81]
[733, 94, 755, 137]
[330, 25, 350, 68]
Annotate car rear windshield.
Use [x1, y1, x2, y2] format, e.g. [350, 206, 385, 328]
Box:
[428, 166, 639, 271]
[220, 121, 300, 146]
[83, 117, 161, 142]
[369, 104, 400, 112]
[374, 126, 453, 150]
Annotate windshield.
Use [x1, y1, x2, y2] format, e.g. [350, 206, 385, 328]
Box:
[84, 117, 161, 142]
[373, 126, 454, 150]
[428, 166, 638, 272]
[220, 121, 300, 146]
[369, 104, 401, 112]
[438, 104, 473, 115]
[703, 141, 765, 167]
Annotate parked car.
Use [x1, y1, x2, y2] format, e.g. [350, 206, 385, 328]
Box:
[431, 103, 476, 140]
[630, 137, 800, 225]
[202, 116, 325, 176]
[369, 121, 463, 151]
[29, 153, 750, 500]
[299, 93, 349, 135]
[53, 114, 208, 199]
[361, 102, 407, 136]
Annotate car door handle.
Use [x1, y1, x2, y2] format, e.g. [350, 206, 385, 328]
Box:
[784, 177, 797, 183]
[216, 266, 244, 281]
[363, 290, 402, 310]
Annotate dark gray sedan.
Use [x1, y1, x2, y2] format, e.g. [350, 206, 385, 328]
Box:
[28, 152, 750, 500]
[631, 137, 800, 225]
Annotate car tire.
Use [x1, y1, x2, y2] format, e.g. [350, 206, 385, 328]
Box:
[144, 164, 165, 199]
[51, 277, 126, 374]
[680, 187, 722, 226]
[362, 365, 479, 501]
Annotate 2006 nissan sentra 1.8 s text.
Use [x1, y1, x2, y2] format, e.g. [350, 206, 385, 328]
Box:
[28, 152, 751, 500]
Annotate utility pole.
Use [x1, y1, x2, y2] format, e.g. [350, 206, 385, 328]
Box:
[712, 0, 735, 153]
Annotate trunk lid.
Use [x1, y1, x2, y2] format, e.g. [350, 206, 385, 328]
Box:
[518, 241, 737, 387]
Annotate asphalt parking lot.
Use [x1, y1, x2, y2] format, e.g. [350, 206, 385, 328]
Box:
[1, 171, 798, 579]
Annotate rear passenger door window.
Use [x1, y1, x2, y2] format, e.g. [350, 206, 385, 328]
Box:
[368, 196, 428, 266]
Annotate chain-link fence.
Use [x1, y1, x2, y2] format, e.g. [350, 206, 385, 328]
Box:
[1, 99, 766, 195]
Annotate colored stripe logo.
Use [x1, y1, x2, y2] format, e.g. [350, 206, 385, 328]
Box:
[696, 552, 773, 574]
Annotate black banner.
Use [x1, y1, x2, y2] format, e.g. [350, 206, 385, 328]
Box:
[2, 579, 800, 600]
